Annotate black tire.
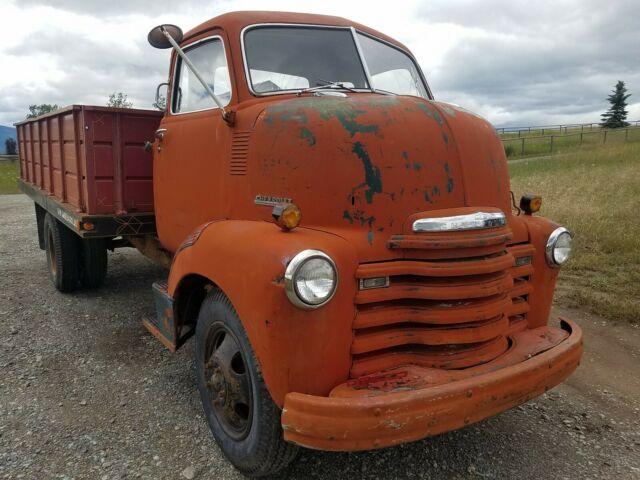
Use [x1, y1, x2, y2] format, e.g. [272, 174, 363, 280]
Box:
[195, 290, 299, 477]
[79, 238, 108, 289]
[34, 203, 46, 250]
[43, 213, 81, 292]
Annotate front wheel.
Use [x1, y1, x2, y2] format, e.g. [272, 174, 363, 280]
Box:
[195, 291, 299, 477]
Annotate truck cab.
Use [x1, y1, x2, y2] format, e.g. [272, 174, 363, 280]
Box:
[17, 11, 582, 478]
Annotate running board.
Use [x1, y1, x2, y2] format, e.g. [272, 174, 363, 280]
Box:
[143, 281, 194, 352]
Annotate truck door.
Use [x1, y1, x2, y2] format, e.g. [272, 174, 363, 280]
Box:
[153, 34, 233, 252]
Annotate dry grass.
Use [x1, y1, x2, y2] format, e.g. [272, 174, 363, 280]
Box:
[509, 143, 640, 323]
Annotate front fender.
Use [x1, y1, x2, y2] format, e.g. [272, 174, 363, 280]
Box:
[521, 215, 562, 328]
[168, 220, 359, 406]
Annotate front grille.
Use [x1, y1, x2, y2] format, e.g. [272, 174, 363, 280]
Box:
[506, 243, 535, 335]
[351, 225, 533, 378]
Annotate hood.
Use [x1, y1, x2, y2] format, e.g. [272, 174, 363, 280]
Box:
[237, 94, 511, 262]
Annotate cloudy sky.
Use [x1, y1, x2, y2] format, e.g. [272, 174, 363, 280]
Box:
[1, 0, 638, 128]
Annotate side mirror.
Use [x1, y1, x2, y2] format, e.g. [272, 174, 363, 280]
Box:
[148, 24, 183, 49]
[154, 82, 169, 111]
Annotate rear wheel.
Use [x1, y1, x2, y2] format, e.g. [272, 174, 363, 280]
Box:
[195, 290, 299, 477]
[79, 238, 108, 289]
[43, 213, 81, 292]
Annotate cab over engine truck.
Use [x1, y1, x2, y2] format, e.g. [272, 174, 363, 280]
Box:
[16, 11, 582, 477]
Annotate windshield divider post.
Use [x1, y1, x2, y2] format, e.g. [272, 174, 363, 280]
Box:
[351, 27, 376, 94]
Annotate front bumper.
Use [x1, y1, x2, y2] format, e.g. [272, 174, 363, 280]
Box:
[282, 318, 582, 451]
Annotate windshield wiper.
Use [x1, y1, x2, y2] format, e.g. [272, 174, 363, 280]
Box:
[297, 79, 358, 96]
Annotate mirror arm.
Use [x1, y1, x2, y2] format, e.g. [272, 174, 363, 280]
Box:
[160, 26, 234, 125]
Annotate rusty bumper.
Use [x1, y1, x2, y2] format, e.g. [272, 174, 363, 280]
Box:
[282, 318, 583, 451]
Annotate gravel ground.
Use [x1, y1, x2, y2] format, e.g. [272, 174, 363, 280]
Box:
[1, 194, 639, 480]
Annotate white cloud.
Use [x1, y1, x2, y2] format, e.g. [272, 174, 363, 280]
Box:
[1, 0, 638, 127]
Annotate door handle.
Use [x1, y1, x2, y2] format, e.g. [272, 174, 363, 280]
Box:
[155, 128, 167, 141]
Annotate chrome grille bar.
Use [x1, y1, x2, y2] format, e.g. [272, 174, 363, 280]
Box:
[413, 211, 506, 232]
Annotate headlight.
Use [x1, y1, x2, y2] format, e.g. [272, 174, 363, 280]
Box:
[284, 250, 338, 309]
[546, 227, 573, 267]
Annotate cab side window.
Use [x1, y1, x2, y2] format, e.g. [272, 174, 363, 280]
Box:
[172, 38, 231, 113]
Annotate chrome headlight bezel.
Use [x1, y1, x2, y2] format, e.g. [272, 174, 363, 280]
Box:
[284, 249, 338, 309]
[545, 227, 573, 267]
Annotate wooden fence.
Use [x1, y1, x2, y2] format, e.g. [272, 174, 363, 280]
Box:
[0, 155, 19, 164]
[501, 125, 640, 158]
[496, 120, 640, 137]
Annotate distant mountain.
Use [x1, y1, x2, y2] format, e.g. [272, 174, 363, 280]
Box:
[0, 125, 17, 155]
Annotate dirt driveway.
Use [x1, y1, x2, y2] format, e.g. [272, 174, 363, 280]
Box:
[1, 194, 639, 479]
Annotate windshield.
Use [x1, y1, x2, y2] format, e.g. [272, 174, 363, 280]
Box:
[243, 26, 369, 94]
[357, 33, 429, 98]
[243, 25, 429, 98]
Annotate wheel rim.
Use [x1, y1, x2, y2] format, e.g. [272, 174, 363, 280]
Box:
[46, 229, 57, 277]
[204, 323, 253, 440]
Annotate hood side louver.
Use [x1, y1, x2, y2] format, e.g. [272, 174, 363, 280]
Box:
[230, 131, 251, 175]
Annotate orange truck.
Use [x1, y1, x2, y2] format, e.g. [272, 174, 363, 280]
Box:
[16, 11, 582, 477]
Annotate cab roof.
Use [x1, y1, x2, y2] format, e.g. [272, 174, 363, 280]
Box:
[183, 10, 410, 53]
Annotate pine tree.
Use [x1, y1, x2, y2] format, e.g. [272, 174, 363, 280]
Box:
[601, 81, 631, 128]
[5, 138, 17, 155]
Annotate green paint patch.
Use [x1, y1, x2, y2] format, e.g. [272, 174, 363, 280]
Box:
[367, 231, 374, 246]
[412, 162, 422, 171]
[265, 97, 380, 137]
[402, 151, 411, 169]
[416, 102, 444, 126]
[444, 162, 454, 193]
[345, 209, 376, 228]
[264, 106, 309, 125]
[352, 142, 382, 204]
[300, 127, 316, 146]
[332, 109, 378, 137]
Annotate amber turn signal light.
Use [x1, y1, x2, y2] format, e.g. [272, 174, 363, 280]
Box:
[272, 203, 301, 231]
[520, 194, 542, 215]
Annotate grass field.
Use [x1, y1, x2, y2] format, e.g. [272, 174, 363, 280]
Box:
[0, 160, 19, 194]
[509, 142, 640, 323]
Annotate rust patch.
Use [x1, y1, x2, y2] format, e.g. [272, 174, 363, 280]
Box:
[342, 210, 354, 224]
